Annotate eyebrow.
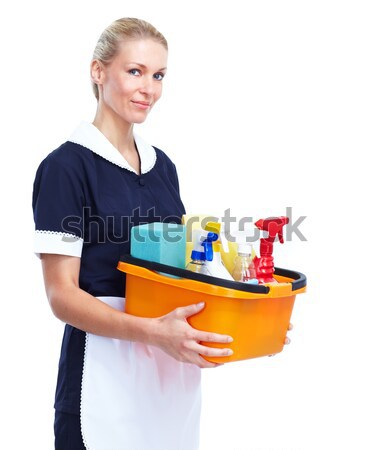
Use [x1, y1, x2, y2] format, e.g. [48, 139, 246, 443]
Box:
[128, 62, 167, 71]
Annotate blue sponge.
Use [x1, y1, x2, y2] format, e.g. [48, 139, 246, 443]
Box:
[130, 222, 186, 269]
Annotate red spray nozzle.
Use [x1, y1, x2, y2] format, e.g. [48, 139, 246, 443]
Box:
[255, 216, 289, 245]
[253, 216, 289, 283]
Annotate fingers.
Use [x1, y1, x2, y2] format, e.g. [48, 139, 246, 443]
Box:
[194, 355, 224, 369]
[196, 329, 233, 344]
[181, 329, 233, 368]
[159, 302, 235, 368]
[176, 303, 233, 343]
[185, 340, 233, 359]
[284, 323, 293, 345]
[182, 322, 233, 367]
[175, 302, 205, 319]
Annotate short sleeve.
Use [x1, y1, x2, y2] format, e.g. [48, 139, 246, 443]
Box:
[32, 150, 85, 258]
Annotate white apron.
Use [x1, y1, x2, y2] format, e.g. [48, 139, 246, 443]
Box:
[80, 297, 201, 450]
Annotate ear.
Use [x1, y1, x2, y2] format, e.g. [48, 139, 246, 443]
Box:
[90, 59, 105, 85]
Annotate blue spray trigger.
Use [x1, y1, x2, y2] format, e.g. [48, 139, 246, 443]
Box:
[201, 232, 218, 261]
[190, 250, 206, 261]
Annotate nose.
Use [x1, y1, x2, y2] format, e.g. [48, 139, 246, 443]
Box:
[139, 75, 156, 97]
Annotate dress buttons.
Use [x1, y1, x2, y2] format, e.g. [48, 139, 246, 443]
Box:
[138, 177, 145, 186]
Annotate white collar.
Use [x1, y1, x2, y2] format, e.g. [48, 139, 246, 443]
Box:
[68, 121, 157, 174]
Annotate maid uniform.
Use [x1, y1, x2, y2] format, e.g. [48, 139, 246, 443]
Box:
[32, 122, 201, 450]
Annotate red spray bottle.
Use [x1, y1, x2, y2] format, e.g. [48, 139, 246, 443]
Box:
[254, 216, 289, 284]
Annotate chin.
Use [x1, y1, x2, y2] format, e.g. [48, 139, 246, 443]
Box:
[132, 113, 150, 124]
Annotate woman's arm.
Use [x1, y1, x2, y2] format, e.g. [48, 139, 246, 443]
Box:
[41, 253, 233, 368]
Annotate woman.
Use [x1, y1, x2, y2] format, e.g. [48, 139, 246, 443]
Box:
[32, 18, 234, 450]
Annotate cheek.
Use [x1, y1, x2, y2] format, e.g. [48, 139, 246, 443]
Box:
[109, 74, 135, 97]
[154, 84, 163, 101]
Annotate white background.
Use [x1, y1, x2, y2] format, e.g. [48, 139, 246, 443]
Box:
[1, 1, 369, 449]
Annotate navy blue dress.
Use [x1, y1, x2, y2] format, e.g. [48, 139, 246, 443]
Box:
[33, 123, 201, 450]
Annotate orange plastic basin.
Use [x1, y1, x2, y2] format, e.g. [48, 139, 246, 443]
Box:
[117, 255, 306, 363]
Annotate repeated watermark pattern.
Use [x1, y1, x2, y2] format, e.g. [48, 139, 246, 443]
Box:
[61, 206, 307, 244]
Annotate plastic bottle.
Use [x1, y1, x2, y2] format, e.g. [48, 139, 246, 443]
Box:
[185, 229, 214, 275]
[205, 242, 234, 280]
[186, 254, 211, 275]
[202, 221, 234, 280]
[253, 216, 289, 284]
[232, 242, 258, 283]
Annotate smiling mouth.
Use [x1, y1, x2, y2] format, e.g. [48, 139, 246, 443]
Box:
[132, 101, 151, 110]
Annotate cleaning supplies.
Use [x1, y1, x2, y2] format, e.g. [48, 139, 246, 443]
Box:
[130, 222, 186, 269]
[253, 216, 289, 284]
[185, 229, 216, 275]
[232, 242, 258, 284]
[204, 222, 234, 280]
[186, 254, 211, 275]
[181, 214, 219, 264]
[205, 241, 234, 280]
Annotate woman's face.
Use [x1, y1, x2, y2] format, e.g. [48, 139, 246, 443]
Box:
[98, 39, 168, 124]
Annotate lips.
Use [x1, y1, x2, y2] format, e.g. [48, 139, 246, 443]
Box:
[132, 100, 151, 110]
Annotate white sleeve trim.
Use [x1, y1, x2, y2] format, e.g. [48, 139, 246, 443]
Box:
[34, 230, 83, 258]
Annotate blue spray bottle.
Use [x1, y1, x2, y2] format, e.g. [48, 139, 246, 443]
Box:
[186, 229, 217, 275]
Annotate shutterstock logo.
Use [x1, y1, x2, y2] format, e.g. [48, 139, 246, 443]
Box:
[186, 207, 307, 243]
[284, 206, 307, 242]
[60, 206, 307, 244]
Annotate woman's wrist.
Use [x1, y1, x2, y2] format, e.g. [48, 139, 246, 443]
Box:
[119, 312, 160, 345]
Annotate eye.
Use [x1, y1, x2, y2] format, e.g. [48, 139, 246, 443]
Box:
[129, 68, 141, 76]
[153, 72, 165, 81]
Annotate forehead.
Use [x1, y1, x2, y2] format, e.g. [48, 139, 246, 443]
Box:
[113, 39, 168, 67]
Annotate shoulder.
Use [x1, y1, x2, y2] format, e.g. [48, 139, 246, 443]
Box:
[33, 142, 95, 199]
[35, 141, 94, 180]
[43, 141, 92, 169]
[152, 146, 178, 173]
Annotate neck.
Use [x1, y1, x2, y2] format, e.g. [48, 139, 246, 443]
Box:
[92, 103, 135, 156]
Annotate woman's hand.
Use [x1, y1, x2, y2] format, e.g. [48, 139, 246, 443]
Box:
[152, 302, 233, 369]
[284, 323, 293, 345]
[284, 322, 294, 345]
[269, 322, 294, 357]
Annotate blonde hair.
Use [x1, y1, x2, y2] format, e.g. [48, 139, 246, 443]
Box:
[91, 18, 168, 100]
